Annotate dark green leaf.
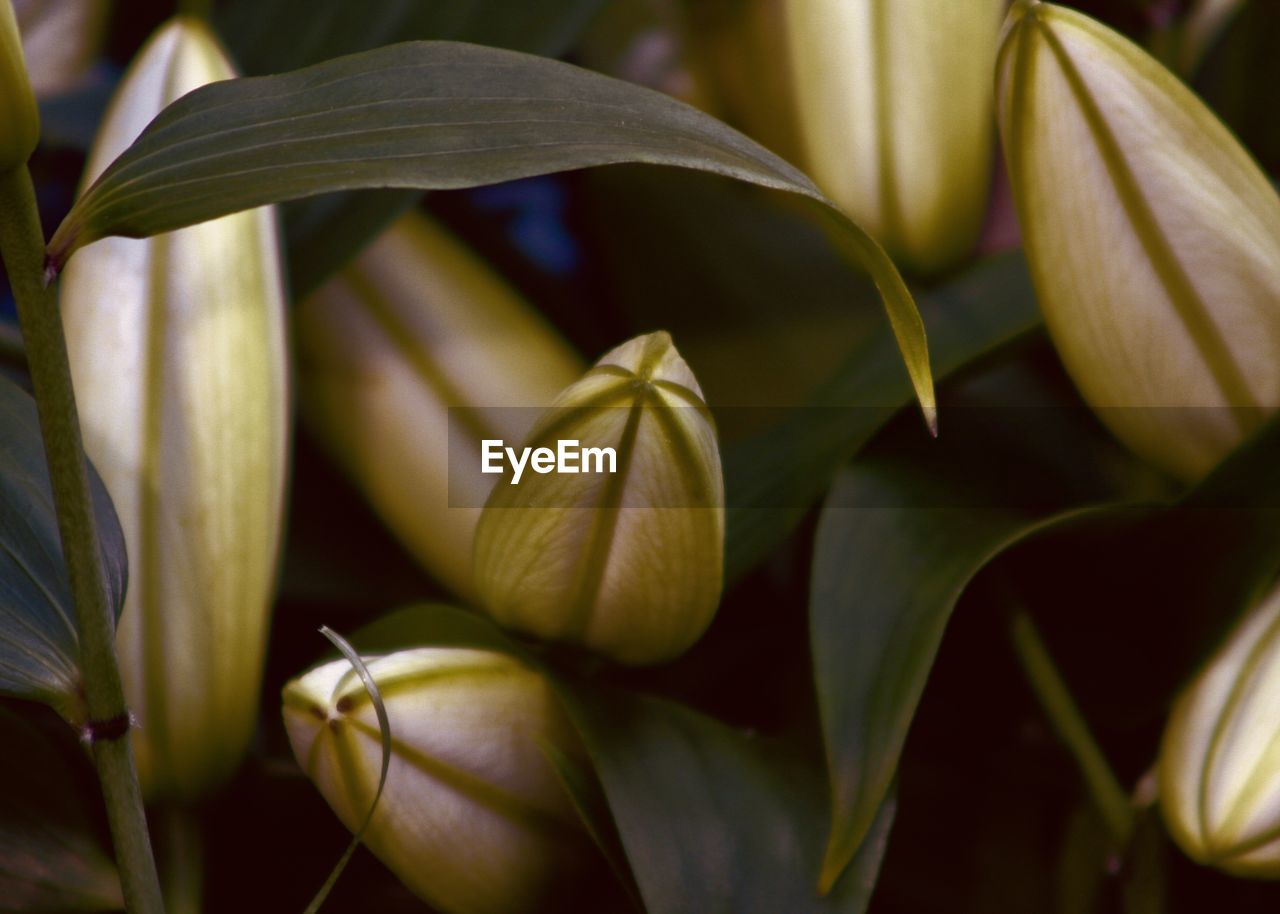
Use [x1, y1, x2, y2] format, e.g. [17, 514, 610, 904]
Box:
[0, 704, 121, 910]
[46, 41, 933, 419]
[541, 738, 644, 914]
[724, 251, 1041, 582]
[0, 376, 127, 721]
[563, 682, 894, 914]
[810, 459, 1123, 888]
[812, 402, 1280, 885]
[217, 0, 610, 295]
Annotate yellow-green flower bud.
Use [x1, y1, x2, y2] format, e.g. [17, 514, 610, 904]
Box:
[282, 647, 591, 914]
[14, 0, 109, 96]
[783, 0, 1003, 274]
[0, 0, 40, 169]
[61, 18, 287, 801]
[682, 0, 802, 163]
[296, 211, 584, 599]
[997, 1, 1280, 482]
[1159, 580, 1280, 876]
[473, 331, 724, 665]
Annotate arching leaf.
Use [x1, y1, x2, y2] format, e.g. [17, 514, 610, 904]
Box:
[46, 41, 935, 422]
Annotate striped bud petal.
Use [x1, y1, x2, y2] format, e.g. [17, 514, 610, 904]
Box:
[997, 0, 1280, 481]
[61, 18, 288, 801]
[0, 0, 39, 168]
[283, 647, 590, 914]
[784, 0, 1003, 273]
[296, 211, 583, 598]
[1160, 580, 1280, 875]
[474, 332, 724, 666]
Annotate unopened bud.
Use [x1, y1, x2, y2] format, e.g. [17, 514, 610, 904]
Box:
[783, 0, 1003, 273]
[474, 332, 724, 665]
[13, 0, 108, 96]
[996, 0, 1280, 481]
[61, 18, 287, 800]
[1160, 580, 1280, 875]
[296, 211, 583, 598]
[283, 647, 591, 914]
[0, 0, 39, 168]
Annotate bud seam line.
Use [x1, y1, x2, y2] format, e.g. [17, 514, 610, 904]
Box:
[345, 715, 583, 838]
[564, 397, 645, 639]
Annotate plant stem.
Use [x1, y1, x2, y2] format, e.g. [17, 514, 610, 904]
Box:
[1009, 608, 1136, 847]
[0, 166, 165, 914]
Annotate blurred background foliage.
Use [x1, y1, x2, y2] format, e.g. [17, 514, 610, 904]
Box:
[1, 0, 1278, 911]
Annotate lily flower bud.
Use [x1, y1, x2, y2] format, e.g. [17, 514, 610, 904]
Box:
[683, 0, 802, 163]
[60, 18, 287, 800]
[473, 331, 724, 665]
[0, 0, 39, 169]
[996, 0, 1280, 481]
[296, 211, 583, 598]
[1159, 580, 1280, 875]
[14, 0, 109, 97]
[783, 0, 1003, 274]
[282, 647, 591, 914]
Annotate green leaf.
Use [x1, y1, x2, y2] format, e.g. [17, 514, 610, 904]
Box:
[0, 376, 127, 721]
[812, 399, 1280, 887]
[562, 682, 895, 914]
[0, 704, 122, 910]
[216, 0, 611, 296]
[810, 459, 1122, 889]
[724, 251, 1040, 582]
[541, 738, 645, 914]
[46, 41, 934, 420]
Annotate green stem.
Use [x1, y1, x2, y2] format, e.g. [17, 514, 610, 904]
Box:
[0, 166, 165, 914]
[1009, 608, 1136, 847]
